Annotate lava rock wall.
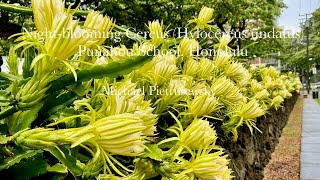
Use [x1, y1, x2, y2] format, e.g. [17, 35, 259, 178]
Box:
[218, 93, 299, 180]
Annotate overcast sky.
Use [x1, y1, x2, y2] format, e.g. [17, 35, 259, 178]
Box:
[278, 0, 320, 32]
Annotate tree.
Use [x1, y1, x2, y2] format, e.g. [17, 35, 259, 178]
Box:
[0, 0, 286, 56]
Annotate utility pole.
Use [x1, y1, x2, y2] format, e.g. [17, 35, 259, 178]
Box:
[300, 13, 312, 94]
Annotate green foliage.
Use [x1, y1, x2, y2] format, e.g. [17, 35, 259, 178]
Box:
[0, 1, 301, 180]
[0, 149, 42, 170]
[46, 146, 83, 178]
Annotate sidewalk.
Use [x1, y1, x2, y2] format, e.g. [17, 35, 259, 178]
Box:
[300, 96, 320, 180]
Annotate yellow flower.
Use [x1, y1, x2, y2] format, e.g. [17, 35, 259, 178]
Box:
[217, 34, 232, 50]
[179, 38, 199, 58]
[189, 6, 214, 30]
[93, 114, 147, 156]
[190, 151, 232, 179]
[224, 62, 248, 82]
[31, 0, 65, 32]
[182, 59, 200, 77]
[214, 50, 232, 68]
[148, 20, 164, 46]
[196, 58, 216, 79]
[211, 77, 245, 105]
[271, 95, 284, 110]
[146, 60, 178, 86]
[235, 99, 265, 120]
[254, 89, 270, 100]
[188, 95, 220, 117]
[180, 146, 232, 180]
[179, 118, 217, 150]
[83, 11, 114, 46]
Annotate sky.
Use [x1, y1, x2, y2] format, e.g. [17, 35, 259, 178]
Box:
[278, 0, 320, 32]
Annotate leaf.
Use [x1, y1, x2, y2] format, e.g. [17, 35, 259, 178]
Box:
[46, 146, 83, 178]
[0, 90, 13, 106]
[48, 108, 77, 123]
[49, 53, 155, 93]
[7, 103, 43, 133]
[140, 144, 163, 161]
[47, 163, 68, 174]
[0, 149, 42, 170]
[0, 153, 48, 179]
[41, 91, 78, 117]
[0, 106, 18, 120]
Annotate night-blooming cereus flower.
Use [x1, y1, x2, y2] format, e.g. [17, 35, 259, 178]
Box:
[179, 118, 217, 150]
[250, 80, 265, 94]
[211, 77, 245, 105]
[224, 62, 248, 82]
[146, 60, 178, 86]
[31, 0, 65, 32]
[182, 149, 233, 180]
[189, 6, 214, 30]
[182, 59, 199, 77]
[134, 102, 158, 136]
[179, 38, 199, 58]
[13, 128, 72, 149]
[161, 78, 190, 105]
[271, 95, 284, 110]
[92, 114, 147, 156]
[196, 58, 215, 79]
[234, 99, 265, 120]
[148, 20, 165, 46]
[214, 50, 232, 69]
[217, 34, 232, 50]
[253, 89, 270, 100]
[188, 95, 220, 117]
[83, 11, 114, 46]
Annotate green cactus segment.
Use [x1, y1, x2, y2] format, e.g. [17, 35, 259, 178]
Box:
[49, 53, 154, 92]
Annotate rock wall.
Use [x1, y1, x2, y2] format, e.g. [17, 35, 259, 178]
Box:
[218, 93, 299, 180]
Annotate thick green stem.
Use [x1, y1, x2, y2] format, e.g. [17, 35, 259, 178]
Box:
[0, 106, 18, 119]
[48, 53, 154, 92]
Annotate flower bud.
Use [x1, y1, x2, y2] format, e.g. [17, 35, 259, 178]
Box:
[180, 118, 217, 149]
[196, 6, 214, 29]
[271, 95, 284, 110]
[147, 61, 178, 86]
[14, 128, 71, 149]
[93, 114, 147, 156]
[179, 38, 199, 58]
[189, 151, 232, 179]
[211, 77, 245, 105]
[214, 50, 232, 68]
[224, 62, 247, 82]
[189, 6, 214, 30]
[84, 12, 114, 45]
[148, 20, 164, 46]
[217, 34, 232, 49]
[235, 99, 265, 120]
[254, 89, 270, 100]
[182, 59, 199, 76]
[196, 58, 215, 79]
[188, 95, 220, 117]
